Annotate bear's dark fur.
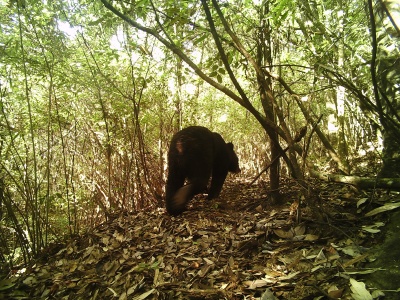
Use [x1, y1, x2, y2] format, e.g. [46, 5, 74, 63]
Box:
[165, 126, 240, 215]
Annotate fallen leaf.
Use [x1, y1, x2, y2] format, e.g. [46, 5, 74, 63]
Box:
[350, 278, 373, 300]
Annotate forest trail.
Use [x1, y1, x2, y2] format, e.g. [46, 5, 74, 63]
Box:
[3, 178, 399, 299]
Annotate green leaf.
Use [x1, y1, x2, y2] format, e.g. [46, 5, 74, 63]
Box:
[280, 10, 289, 23]
[88, 17, 106, 26]
[135, 0, 148, 8]
[271, 0, 291, 14]
[150, 261, 160, 269]
[0, 279, 16, 291]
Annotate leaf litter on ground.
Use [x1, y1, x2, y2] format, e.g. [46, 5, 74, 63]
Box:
[2, 177, 399, 300]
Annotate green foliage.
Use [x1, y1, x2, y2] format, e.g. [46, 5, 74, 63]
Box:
[210, 203, 219, 210]
[134, 261, 160, 272]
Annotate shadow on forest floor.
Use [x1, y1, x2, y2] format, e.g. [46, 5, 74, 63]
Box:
[2, 177, 400, 299]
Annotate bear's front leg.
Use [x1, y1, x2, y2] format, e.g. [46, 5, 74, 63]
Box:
[208, 169, 228, 199]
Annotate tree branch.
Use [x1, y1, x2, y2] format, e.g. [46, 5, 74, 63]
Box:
[100, 0, 289, 141]
[377, 0, 400, 37]
[100, 0, 245, 108]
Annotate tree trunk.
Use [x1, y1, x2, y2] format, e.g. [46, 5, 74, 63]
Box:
[174, 57, 183, 133]
[257, 3, 281, 203]
[374, 0, 400, 177]
[336, 3, 350, 174]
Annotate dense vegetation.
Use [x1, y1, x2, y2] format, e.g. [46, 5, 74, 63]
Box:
[0, 0, 399, 269]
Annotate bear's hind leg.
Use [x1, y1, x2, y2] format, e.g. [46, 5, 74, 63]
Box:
[168, 176, 209, 215]
[166, 170, 186, 215]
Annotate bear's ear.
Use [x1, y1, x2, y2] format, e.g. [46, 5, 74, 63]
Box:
[227, 142, 234, 150]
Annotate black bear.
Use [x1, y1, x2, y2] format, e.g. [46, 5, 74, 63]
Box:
[165, 126, 240, 215]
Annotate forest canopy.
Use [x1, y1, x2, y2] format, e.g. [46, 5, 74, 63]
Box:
[0, 0, 399, 268]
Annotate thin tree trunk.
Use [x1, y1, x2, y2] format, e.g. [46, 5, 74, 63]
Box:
[336, 1, 350, 174]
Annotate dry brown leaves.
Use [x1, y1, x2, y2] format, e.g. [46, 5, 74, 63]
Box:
[4, 178, 394, 299]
